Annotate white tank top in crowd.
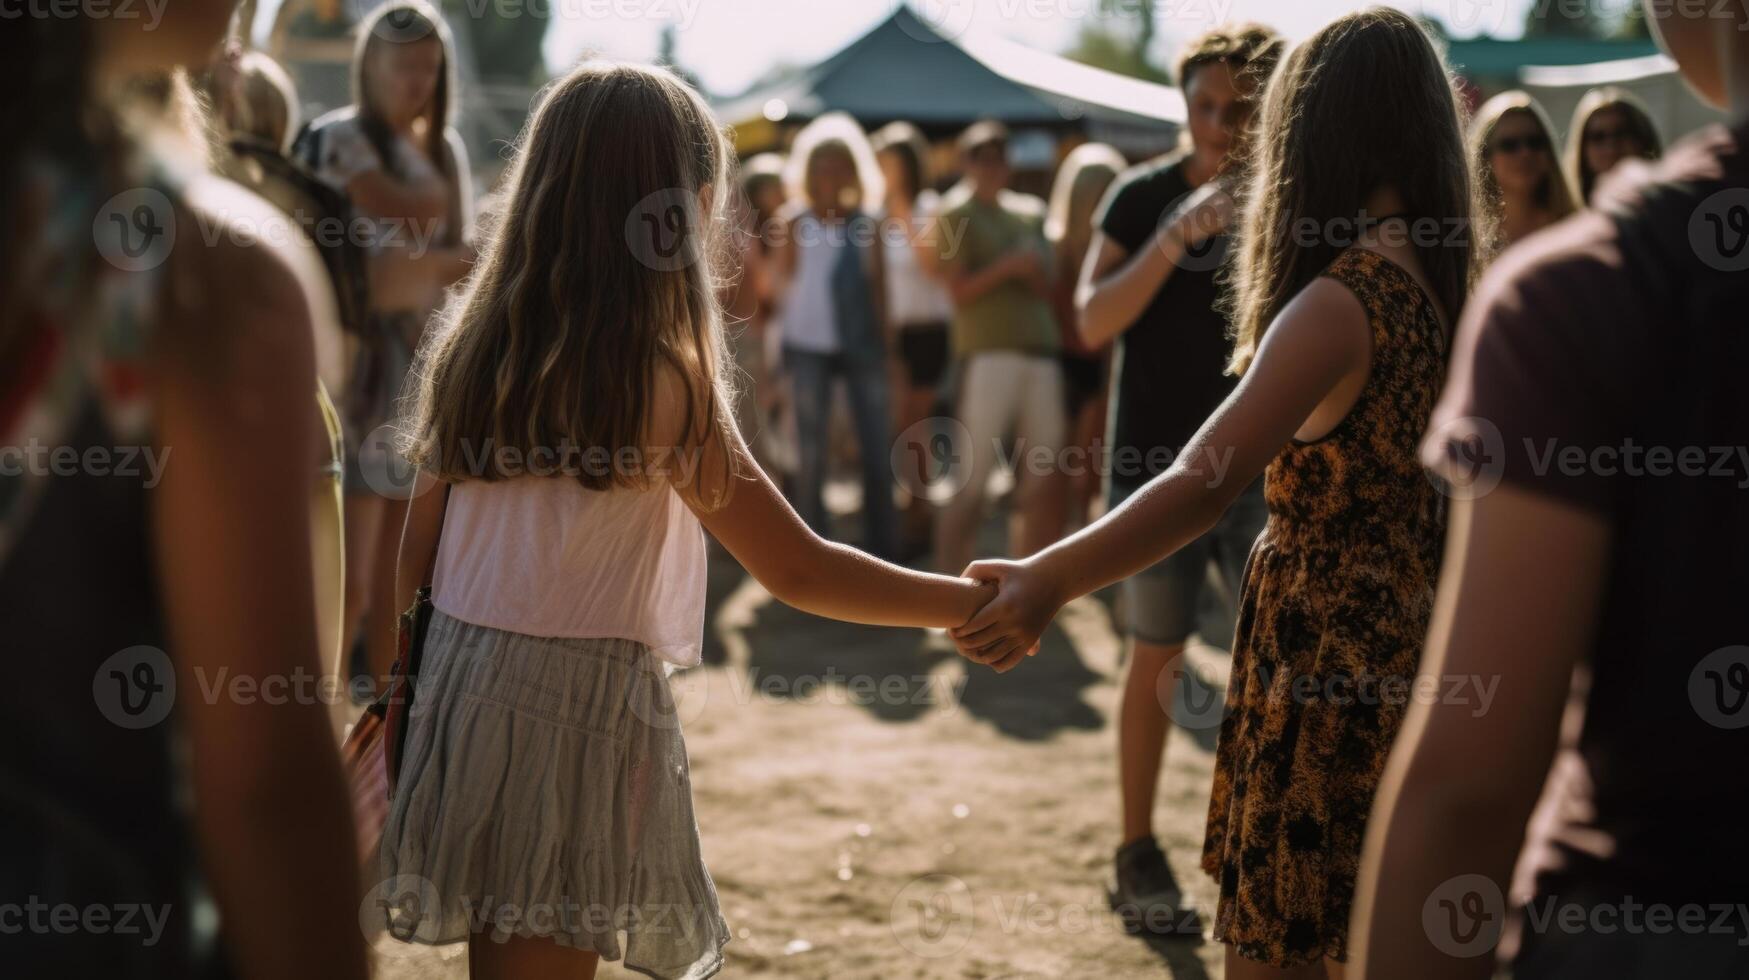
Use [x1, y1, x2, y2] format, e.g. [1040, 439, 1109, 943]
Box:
[431, 475, 707, 667]
[777, 210, 845, 354]
[882, 190, 953, 327]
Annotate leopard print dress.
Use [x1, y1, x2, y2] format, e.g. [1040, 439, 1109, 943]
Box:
[1200, 248, 1449, 967]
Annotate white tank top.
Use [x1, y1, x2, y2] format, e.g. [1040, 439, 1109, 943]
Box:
[431, 475, 707, 667]
[777, 211, 844, 353]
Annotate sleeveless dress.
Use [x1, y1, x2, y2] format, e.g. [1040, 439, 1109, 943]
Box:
[1200, 248, 1448, 966]
[1, 162, 230, 977]
[376, 477, 729, 979]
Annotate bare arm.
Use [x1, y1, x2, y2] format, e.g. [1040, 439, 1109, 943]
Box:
[951, 275, 1372, 667]
[1350, 488, 1609, 979]
[153, 189, 366, 980]
[664, 375, 989, 627]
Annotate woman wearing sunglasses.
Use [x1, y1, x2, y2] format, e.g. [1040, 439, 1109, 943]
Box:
[1471, 91, 1578, 254]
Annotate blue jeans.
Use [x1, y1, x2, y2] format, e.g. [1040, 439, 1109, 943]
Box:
[785, 347, 897, 559]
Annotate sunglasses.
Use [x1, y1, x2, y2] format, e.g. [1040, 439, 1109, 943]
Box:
[1490, 133, 1549, 156]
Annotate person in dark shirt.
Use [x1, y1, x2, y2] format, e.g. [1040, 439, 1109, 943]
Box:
[1074, 23, 1282, 933]
[1352, 2, 1749, 975]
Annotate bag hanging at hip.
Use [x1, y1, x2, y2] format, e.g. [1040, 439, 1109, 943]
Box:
[342, 483, 448, 863]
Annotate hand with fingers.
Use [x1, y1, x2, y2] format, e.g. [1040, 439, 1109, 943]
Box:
[949, 558, 1067, 672]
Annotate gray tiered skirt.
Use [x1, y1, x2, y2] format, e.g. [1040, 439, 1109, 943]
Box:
[376, 610, 729, 979]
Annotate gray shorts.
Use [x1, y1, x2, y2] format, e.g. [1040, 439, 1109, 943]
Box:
[1114, 478, 1267, 647]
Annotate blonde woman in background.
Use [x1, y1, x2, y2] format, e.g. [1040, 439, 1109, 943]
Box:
[769, 113, 897, 558]
[1566, 86, 1664, 206]
[1044, 141, 1128, 533]
[1471, 91, 1577, 251]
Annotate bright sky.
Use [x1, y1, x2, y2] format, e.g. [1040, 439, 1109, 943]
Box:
[536, 0, 1553, 94]
[252, 0, 1607, 97]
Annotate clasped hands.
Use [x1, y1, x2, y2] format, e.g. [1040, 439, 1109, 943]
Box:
[949, 556, 1067, 673]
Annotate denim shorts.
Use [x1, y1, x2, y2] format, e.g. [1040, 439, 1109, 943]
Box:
[1114, 477, 1267, 647]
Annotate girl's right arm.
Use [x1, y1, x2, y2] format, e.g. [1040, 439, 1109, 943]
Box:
[663, 377, 990, 629]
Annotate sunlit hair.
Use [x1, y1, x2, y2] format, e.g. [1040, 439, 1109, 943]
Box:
[1226, 7, 1474, 375]
[871, 120, 932, 205]
[401, 63, 739, 508]
[1469, 91, 1576, 253]
[1045, 142, 1127, 270]
[229, 52, 300, 154]
[1176, 21, 1286, 89]
[351, 0, 456, 182]
[1565, 86, 1663, 206]
[784, 112, 885, 215]
[739, 151, 786, 231]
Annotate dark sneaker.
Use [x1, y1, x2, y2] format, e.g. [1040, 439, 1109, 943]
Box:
[1108, 836, 1204, 938]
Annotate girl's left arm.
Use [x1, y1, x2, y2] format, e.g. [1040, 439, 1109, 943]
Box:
[951, 275, 1373, 668]
[662, 372, 990, 631]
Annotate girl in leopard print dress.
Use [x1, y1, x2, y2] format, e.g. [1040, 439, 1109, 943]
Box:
[949, 10, 1476, 976]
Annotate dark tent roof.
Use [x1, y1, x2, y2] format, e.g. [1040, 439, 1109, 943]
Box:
[713, 5, 1184, 133]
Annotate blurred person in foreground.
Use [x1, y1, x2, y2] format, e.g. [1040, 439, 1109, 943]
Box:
[1352, 1, 1749, 976]
[0, 7, 366, 980]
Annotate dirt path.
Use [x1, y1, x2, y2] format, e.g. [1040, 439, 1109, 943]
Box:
[376, 519, 1235, 979]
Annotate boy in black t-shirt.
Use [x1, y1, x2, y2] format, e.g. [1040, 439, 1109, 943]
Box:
[1075, 24, 1282, 936]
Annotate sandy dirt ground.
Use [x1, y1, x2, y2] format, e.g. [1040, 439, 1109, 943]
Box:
[373, 494, 1237, 980]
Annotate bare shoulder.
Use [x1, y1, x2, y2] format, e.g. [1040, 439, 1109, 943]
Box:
[168, 173, 340, 388]
[1268, 273, 1370, 358]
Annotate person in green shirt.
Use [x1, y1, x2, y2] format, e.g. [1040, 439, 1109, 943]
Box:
[933, 121, 1065, 575]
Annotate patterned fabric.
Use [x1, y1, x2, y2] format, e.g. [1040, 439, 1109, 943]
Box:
[1200, 248, 1448, 967]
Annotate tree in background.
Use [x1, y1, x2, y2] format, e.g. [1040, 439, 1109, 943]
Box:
[445, 0, 548, 84]
[1063, 0, 1170, 85]
[1522, 0, 1645, 40]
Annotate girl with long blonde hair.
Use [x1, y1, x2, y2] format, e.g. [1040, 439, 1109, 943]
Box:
[1470, 91, 1577, 252]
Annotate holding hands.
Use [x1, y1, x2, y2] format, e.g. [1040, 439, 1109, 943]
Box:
[950, 557, 1067, 672]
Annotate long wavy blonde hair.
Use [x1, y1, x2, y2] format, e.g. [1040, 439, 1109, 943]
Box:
[401, 63, 739, 508]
